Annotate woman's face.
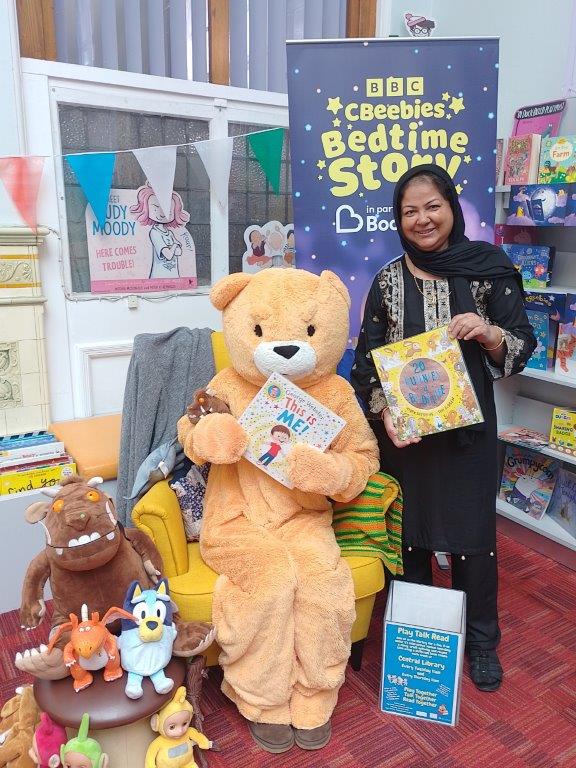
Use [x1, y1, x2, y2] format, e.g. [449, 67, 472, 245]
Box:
[400, 178, 454, 252]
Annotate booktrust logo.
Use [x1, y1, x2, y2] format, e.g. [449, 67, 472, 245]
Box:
[335, 203, 397, 233]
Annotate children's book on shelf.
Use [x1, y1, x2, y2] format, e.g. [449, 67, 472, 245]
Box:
[370, 326, 483, 441]
[494, 224, 538, 246]
[524, 290, 566, 321]
[525, 310, 558, 371]
[538, 135, 576, 183]
[547, 467, 576, 539]
[507, 184, 569, 226]
[498, 426, 549, 451]
[499, 445, 560, 520]
[503, 134, 541, 185]
[555, 293, 576, 378]
[0, 431, 56, 451]
[237, 372, 345, 488]
[549, 407, 576, 457]
[512, 99, 565, 138]
[0, 461, 76, 495]
[0, 440, 66, 467]
[565, 189, 576, 226]
[502, 245, 555, 288]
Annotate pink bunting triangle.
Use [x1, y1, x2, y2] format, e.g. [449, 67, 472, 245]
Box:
[0, 156, 45, 230]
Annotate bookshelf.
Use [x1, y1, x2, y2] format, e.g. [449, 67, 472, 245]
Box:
[494, 191, 576, 558]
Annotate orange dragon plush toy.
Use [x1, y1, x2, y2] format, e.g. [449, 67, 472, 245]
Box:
[47, 604, 135, 692]
[177, 268, 379, 754]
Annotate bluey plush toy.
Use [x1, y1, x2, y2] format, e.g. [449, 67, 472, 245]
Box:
[117, 578, 177, 700]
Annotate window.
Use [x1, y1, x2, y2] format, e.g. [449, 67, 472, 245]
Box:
[228, 122, 293, 274]
[58, 105, 211, 293]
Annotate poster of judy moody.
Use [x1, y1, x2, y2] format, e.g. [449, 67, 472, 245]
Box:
[85, 183, 197, 293]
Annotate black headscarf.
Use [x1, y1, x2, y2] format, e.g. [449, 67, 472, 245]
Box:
[392, 163, 524, 316]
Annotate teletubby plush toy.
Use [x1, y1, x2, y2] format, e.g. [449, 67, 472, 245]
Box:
[177, 268, 379, 753]
[117, 579, 177, 699]
[29, 713, 67, 768]
[47, 603, 136, 692]
[16, 475, 214, 680]
[60, 714, 107, 768]
[145, 686, 215, 768]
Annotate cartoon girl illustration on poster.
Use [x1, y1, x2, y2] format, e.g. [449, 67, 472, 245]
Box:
[130, 184, 192, 278]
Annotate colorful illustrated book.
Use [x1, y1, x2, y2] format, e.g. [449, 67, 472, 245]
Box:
[538, 135, 576, 183]
[524, 290, 566, 321]
[238, 372, 345, 488]
[503, 134, 541, 185]
[370, 326, 483, 441]
[547, 467, 576, 539]
[555, 293, 576, 378]
[564, 190, 576, 226]
[0, 462, 76, 496]
[507, 184, 569, 226]
[498, 426, 549, 451]
[549, 407, 576, 457]
[502, 244, 555, 288]
[512, 100, 565, 138]
[525, 310, 558, 371]
[499, 445, 559, 520]
[495, 138, 505, 186]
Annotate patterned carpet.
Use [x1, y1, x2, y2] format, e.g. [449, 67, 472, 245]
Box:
[2, 531, 576, 767]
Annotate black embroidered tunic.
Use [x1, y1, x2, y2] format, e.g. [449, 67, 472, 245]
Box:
[352, 256, 536, 555]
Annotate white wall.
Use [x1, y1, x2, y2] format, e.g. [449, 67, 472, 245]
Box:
[388, 0, 576, 136]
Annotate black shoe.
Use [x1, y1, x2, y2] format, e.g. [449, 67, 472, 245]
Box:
[468, 648, 503, 692]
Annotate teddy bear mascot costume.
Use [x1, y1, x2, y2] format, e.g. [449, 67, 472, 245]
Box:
[177, 268, 379, 753]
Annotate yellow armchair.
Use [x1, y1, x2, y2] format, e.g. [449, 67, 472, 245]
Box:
[131, 331, 385, 670]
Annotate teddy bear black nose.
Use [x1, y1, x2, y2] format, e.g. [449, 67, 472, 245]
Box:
[273, 345, 300, 359]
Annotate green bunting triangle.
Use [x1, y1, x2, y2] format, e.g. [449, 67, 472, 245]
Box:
[247, 128, 284, 194]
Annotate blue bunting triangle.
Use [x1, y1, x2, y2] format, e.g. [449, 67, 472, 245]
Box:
[65, 152, 116, 228]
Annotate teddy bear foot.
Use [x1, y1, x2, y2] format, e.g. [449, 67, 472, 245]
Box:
[172, 623, 216, 657]
[14, 645, 68, 680]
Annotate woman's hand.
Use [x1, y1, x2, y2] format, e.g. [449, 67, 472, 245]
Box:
[448, 313, 495, 345]
[381, 409, 421, 449]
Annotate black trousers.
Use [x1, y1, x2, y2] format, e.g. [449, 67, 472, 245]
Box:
[399, 546, 501, 651]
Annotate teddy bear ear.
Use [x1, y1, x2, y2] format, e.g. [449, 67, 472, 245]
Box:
[319, 270, 351, 309]
[210, 273, 252, 310]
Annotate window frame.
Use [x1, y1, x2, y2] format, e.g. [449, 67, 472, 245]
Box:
[41, 60, 289, 298]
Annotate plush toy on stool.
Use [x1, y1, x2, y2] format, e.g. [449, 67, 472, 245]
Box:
[177, 268, 379, 753]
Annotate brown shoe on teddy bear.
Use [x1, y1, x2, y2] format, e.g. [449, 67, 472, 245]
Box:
[247, 721, 294, 754]
[15, 475, 214, 680]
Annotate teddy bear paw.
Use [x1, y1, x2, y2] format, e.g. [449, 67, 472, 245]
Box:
[192, 413, 248, 464]
[286, 444, 352, 496]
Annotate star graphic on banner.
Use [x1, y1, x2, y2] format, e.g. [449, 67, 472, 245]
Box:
[333, 118, 341, 127]
[317, 159, 326, 169]
[455, 183, 464, 195]
[446, 114, 452, 120]
[327, 97, 343, 114]
[347, 124, 353, 130]
[464, 155, 472, 164]
[442, 91, 451, 101]
[317, 174, 323, 180]
[359, 192, 364, 197]
[449, 96, 465, 114]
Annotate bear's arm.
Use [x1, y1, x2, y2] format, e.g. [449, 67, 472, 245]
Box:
[326, 378, 380, 503]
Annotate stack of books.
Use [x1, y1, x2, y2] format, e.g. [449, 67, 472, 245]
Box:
[0, 431, 76, 495]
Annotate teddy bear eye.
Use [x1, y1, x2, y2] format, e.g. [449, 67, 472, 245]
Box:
[307, 325, 316, 337]
[254, 324, 263, 337]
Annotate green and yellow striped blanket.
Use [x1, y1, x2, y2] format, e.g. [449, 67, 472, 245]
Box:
[333, 472, 403, 576]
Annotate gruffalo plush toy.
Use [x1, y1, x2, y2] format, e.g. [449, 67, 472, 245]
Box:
[16, 475, 214, 680]
[177, 268, 379, 754]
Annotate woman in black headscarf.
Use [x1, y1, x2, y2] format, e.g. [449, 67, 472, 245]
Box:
[351, 164, 536, 692]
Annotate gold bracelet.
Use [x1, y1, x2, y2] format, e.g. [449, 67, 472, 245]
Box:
[480, 327, 505, 351]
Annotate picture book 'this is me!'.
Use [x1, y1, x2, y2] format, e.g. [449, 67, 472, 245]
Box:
[238, 372, 346, 488]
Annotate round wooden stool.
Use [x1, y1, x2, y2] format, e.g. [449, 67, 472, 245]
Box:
[34, 657, 186, 767]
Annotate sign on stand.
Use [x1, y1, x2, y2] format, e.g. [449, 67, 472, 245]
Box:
[381, 581, 466, 727]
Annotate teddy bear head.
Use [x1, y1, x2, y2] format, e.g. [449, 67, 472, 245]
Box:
[210, 268, 350, 387]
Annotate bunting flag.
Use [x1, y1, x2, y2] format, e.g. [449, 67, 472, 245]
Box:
[0, 156, 45, 230]
[195, 137, 234, 212]
[132, 145, 177, 217]
[65, 152, 116, 228]
[247, 128, 285, 194]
